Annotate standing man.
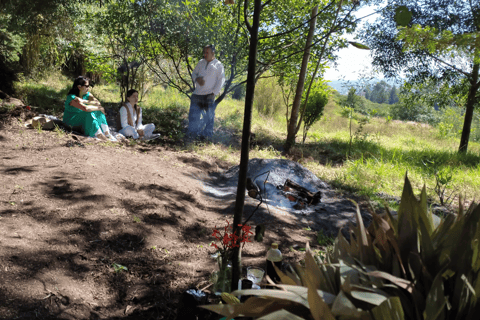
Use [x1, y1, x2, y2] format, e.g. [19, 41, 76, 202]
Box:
[188, 44, 225, 140]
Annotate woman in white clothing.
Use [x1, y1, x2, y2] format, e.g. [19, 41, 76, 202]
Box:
[118, 89, 156, 140]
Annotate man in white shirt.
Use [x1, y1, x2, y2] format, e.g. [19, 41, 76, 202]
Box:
[188, 44, 225, 140]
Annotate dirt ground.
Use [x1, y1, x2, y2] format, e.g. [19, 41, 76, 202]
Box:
[0, 109, 322, 320]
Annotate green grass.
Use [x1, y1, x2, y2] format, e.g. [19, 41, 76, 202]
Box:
[11, 71, 480, 204]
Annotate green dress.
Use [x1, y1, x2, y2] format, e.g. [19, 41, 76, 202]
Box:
[63, 92, 108, 137]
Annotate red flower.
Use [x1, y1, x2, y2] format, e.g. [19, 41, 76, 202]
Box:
[211, 220, 252, 254]
[26, 106, 31, 111]
[212, 228, 221, 240]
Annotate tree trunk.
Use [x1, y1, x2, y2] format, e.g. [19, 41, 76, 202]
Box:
[231, 0, 261, 291]
[459, 63, 480, 153]
[284, 5, 318, 153]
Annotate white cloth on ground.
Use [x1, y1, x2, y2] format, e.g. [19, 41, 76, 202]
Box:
[118, 102, 155, 139]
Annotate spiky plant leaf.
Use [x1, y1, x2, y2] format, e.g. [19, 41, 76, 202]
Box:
[200, 303, 235, 317]
[396, 175, 433, 265]
[284, 269, 302, 286]
[272, 263, 298, 286]
[423, 270, 447, 320]
[292, 262, 308, 287]
[350, 199, 370, 263]
[331, 290, 362, 318]
[233, 287, 336, 306]
[257, 309, 305, 320]
[349, 290, 389, 306]
[318, 263, 338, 294]
[370, 296, 404, 320]
[416, 209, 436, 270]
[305, 249, 327, 290]
[235, 297, 296, 318]
[333, 230, 353, 261]
[307, 279, 336, 320]
[233, 289, 308, 308]
[274, 285, 337, 305]
[365, 270, 414, 293]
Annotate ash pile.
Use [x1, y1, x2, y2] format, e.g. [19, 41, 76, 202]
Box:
[203, 158, 330, 215]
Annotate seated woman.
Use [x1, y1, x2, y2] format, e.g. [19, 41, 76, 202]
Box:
[118, 89, 157, 140]
[63, 76, 120, 141]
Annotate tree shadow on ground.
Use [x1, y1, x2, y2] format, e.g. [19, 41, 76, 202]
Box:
[0, 167, 223, 319]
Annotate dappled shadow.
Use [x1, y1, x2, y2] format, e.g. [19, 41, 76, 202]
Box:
[0, 205, 181, 319]
[177, 155, 218, 171]
[0, 164, 214, 319]
[2, 165, 37, 175]
[34, 177, 106, 204]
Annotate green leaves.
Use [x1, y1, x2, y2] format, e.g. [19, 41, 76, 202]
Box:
[394, 5, 412, 27]
[348, 41, 370, 50]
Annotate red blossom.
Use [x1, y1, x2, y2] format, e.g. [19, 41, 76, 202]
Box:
[212, 228, 221, 240]
[211, 220, 252, 254]
[26, 106, 31, 110]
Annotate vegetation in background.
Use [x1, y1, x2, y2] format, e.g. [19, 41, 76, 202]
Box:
[301, 79, 330, 143]
[360, 0, 480, 153]
[254, 74, 284, 116]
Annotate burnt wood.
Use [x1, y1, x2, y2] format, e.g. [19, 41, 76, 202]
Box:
[284, 179, 321, 205]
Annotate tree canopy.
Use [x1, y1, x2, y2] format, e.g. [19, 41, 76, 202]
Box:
[360, 0, 480, 153]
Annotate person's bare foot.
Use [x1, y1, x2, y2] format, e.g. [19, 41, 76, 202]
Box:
[96, 133, 108, 141]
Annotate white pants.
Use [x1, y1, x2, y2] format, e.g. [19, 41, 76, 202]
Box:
[119, 123, 155, 139]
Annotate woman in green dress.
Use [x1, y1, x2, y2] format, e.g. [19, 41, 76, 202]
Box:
[63, 76, 118, 141]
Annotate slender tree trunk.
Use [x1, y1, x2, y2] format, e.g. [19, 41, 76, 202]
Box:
[284, 5, 318, 153]
[231, 0, 261, 291]
[459, 63, 480, 153]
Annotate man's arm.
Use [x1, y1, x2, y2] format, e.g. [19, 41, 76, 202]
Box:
[192, 60, 203, 84]
[212, 63, 225, 96]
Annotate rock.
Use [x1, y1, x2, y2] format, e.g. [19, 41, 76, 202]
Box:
[0, 97, 25, 108]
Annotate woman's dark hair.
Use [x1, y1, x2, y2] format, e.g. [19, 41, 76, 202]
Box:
[68, 76, 90, 97]
[126, 89, 139, 110]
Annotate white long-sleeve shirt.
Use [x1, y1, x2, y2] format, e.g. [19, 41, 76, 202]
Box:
[119, 102, 145, 130]
[191, 58, 225, 96]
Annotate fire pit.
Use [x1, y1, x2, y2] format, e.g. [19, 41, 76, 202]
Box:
[202, 158, 329, 215]
[200, 158, 371, 237]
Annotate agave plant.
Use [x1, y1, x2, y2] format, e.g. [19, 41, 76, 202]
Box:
[201, 175, 480, 319]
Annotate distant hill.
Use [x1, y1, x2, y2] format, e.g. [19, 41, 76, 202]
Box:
[327, 78, 404, 94]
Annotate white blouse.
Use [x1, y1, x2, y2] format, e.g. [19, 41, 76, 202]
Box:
[119, 102, 145, 130]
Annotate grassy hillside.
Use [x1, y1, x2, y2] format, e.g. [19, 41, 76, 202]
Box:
[6, 72, 480, 208]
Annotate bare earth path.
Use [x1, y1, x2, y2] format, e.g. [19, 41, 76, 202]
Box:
[0, 112, 326, 320]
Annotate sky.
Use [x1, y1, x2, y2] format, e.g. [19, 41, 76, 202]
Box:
[323, 6, 381, 81]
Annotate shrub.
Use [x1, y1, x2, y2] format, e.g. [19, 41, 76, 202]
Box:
[435, 107, 464, 139]
[254, 75, 284, 116]
[142, 102, 188, 141]
[301, 80, 330, 143]
[203, 175, 480, 320]
[390, 102, 441, 125]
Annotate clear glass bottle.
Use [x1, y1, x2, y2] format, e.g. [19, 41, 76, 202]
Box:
[266, 243, 282, 283]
